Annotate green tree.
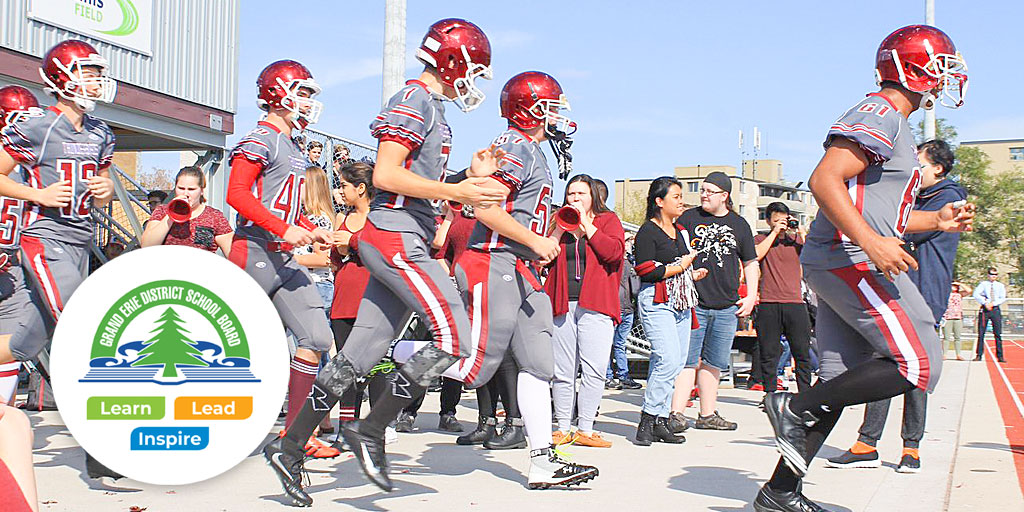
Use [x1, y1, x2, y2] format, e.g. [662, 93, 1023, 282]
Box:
[132, 307, 207, 378]
[617, 189, 649, 226]
[913, 117, 958, 145]
[952, 145, 1024, 291]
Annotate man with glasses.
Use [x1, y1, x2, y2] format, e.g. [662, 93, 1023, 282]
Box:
[974, 267, 1006, 362]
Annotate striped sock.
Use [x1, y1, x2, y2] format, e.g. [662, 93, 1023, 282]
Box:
[0, 361, 19, 404]
[285, 356, 320, 430]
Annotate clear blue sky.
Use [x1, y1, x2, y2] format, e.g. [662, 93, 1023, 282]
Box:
[143, 0, 1023, 204]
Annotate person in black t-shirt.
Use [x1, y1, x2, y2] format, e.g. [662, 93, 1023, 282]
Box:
[675, 171, 758, 431]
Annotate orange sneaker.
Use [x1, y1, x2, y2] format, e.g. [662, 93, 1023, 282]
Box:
[573, 431, 612, 448]
[552, 430, 576, 445]
[305, 435, 340, 459]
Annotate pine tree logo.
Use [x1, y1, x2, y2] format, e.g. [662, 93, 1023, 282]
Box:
[132, 307, 208, 378]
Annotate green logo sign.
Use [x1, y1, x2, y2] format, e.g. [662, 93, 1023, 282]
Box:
[82, 280, 257, 385]
[98, 0, 140, 36]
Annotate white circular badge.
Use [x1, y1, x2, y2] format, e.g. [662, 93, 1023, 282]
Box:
[50, 246, 289, 485]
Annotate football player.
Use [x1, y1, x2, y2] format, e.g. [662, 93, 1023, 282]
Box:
[757, 25, 974, 512]
[263, 18, 506, 506]
[224, 60, 339, 459]
[0, 40, 116, 378]
[451, 71, 598, 488]
[0, 85, 43, 405]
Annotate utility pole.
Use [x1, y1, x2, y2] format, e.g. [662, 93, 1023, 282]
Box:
[382, 0, 407, 107]
[924, 0, 937, 141]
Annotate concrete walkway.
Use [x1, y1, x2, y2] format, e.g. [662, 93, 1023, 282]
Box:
[25, 358, 1023, 511]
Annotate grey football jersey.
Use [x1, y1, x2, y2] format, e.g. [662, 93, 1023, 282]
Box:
[802, 93, 922, 270]
[0, 107, 114, 245]
[469, 129, 553, 261]
[230, 121, 310, 241]
[367, 80, 452, 240]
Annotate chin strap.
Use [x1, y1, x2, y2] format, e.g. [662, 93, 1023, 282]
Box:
[548, 133, 574, 180]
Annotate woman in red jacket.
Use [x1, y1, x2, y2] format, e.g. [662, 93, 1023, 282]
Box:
[546, 174, 625, 447]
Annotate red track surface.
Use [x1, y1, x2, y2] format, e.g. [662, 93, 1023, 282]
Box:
[981, 338, 1024, 497]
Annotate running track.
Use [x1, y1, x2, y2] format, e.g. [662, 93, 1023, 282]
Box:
[982, 337, 1024, 496]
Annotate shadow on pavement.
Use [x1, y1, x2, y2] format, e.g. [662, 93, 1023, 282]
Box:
[668, 465, 853, 512]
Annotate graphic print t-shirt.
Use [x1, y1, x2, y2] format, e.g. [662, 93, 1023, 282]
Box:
[677, 207, 756, 309]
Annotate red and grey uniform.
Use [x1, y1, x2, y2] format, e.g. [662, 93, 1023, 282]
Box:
[452, 128, 554, 388]
[801, 93, 940, 392]
[0, 171, 33, 342]
[226, 121, 331, 352]
[0, 107, 114, 361]
[339, 80, 471, 374]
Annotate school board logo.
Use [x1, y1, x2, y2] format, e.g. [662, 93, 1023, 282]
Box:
[50, 246, 288, 485]
[82, 280, 257, 384]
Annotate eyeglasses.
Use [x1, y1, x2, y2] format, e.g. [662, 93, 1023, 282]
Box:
[699, 188, 726, 197]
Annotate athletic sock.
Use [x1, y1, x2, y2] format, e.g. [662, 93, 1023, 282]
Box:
[902, 447, 920, 459]
[285, 382, 342, 445]
[516, 372, 553, 451]
[0, 360, 20, 404]
[359, 370, 425, 439]
[851, 440, 877, 454]
[285, 356, 320, 430]
[338, 385, 360, 422]
[788, 358, 915, 419]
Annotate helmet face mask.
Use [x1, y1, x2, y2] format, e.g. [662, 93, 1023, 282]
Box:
[875, 25, 968, 110]
[256, 60, 323, 130]
[4, 107, 44, 127]
[39, 41, 117, 113]
[416, 19, 492, 113]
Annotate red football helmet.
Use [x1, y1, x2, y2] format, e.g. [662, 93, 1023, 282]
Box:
[875, 25, 967, 109]
[39, 40, 116, 112]
[256, 60, 323, 130]
[500, 72, 575, 138]
[0, 85, 43, 128]
[415, 18, 492, 112]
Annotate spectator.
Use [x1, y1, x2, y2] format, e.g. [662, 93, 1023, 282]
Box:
[330, 145, 351, 210]
[675, 171, 758, 431]
[141, 166, 233, 254]
[292, 166, 336, 314]
[632, 177, 705, 445]
[146, 189, 167, 212]
[327, 162, 396, 442]
[974, 267, 1007, 362]
[103, 241, 125, 260]
[828, 139, 968, 474]
[607, 231, 642, 390]
[943, 282, 971, 360]
[333, 143, 351, 165]
[293, 133, 307, 150]
[547, 174, 625, 448]
[306, 140, 324, 165]
[0, 405, 36, 512]
[752, 201, 814, 395]
[593, 178, 609, 204]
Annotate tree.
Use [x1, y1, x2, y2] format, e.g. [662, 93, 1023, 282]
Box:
[617, 189, 648, 226]
[913, 117, 958, 145]
[132, 307, 207, 378]
[137, 167, 175, 191]
[952, 145, 1024, 291]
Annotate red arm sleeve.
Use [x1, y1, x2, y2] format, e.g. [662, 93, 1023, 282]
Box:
[226, 156, 289, 238]
[588, 214, 625, 265]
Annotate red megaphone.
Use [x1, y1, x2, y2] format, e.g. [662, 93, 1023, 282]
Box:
[167, 197, 191, 223]
[555, 206, 581, 232]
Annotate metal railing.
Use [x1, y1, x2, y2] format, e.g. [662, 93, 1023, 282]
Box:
[962, 298, 1024, 338]
[302, 128, 378, 166]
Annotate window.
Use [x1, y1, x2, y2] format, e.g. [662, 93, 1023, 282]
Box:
[688, 181, 698, 193]
[739, 182, 747, 193]
[1011, 147, 1024, 161]
[739, 205, 746, 215]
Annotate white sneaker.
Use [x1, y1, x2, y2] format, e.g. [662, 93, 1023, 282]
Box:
[527, 446, 599, 489]
[384, 426, 398, 445]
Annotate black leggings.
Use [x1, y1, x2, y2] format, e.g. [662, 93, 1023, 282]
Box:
[332, 318, 387, 417]
[475, 351, 521, 419]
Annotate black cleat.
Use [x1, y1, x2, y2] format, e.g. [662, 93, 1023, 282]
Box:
[343, 422, 392, 492]
[394, 411, 415, 433]
[527, 446, 599, 489]
[263, 437, 312, 507]
[763, 393, 812, 477]
[753, 483, 830, 512]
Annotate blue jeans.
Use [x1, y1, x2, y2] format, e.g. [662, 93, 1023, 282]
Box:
[607, 310, 634, 380]
[688, 305, 738, 371]
[638, 285, 692, 417]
